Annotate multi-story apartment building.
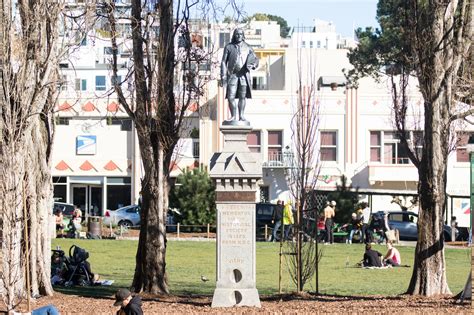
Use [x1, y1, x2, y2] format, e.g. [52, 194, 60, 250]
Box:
[52, 15, 472, 227]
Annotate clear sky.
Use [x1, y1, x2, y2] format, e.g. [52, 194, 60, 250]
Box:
[219, 0, 380, 38]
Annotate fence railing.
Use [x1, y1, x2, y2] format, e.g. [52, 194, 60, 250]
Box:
[103, 223, 280, 240]
[167, 223, 216, 239]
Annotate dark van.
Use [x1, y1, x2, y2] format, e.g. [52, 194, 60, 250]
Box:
[256, 202, 276, 227]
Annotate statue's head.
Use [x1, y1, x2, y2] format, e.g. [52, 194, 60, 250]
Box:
[231, 28, 245, 44]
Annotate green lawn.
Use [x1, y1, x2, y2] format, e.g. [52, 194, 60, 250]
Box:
[52, 239, 470, 297]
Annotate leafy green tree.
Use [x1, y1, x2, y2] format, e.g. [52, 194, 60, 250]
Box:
[169, 166, 216, 226]
[327, 175, 359, 225]
[346, 0, 472, 296]
[244, 13, 290, 38]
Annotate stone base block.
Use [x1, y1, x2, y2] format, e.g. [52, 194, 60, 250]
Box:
[211, 288, 261, 308]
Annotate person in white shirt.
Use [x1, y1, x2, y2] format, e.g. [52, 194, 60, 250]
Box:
[361, 202, 372, 243]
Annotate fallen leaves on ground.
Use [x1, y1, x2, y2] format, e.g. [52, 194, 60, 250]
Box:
[7, 292, 471, 314]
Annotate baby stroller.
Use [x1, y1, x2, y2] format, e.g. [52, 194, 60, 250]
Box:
[51, 245, 95, 286]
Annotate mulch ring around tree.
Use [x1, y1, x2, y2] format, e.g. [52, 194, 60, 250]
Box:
[7, 292, 471, 314]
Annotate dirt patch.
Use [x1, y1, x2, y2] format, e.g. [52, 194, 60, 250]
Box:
[9, 292, 471, 314]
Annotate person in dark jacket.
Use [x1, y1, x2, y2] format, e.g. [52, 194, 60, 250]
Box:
[363, 243, 383, 267]
[271, 200, 284, 241]
[114, 288, 143, 315]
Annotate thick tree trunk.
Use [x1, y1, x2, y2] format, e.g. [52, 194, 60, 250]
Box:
[127, 0, 174, 295]
[0, 0, 59, 309]
[1, 145, 26, 309]
[24, 116, 54, 297]
[407, 95, 452, 296]
[131, 128, 169, 294]
[404, 1, 472, 295]
[0, 116, 54, 309]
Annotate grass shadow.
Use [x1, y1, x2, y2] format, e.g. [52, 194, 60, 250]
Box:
[53, 285, 118, 299]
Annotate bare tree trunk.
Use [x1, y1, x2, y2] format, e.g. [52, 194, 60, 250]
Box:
[132, 128, 169, 294]
[1, 147, 26, 309]
[0, 0, 60, 308]
[402, 1, 471, 296]
[24, 115, 54, 297]
[408, 96, 452, 295]
[107, 0, 222, 294]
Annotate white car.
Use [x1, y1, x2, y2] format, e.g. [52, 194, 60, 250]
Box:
[103, 205, 140, 228]
[103, 205, 180, 231]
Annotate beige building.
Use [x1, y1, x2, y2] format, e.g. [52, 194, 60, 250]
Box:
[52, 17, 473, 227]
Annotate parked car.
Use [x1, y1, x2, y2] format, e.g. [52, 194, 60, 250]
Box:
[53, 202, 76, 231]
[373, 211, 458, 241]
[103, 205, 179, 232]
[103, 205, 140, 228]
[53, 202, 76, 217]
[256, 203, 276, 227]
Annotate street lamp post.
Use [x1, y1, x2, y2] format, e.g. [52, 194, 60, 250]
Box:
[466, 135, 474, 245]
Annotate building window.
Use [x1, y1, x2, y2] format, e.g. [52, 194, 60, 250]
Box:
[320, 131, 337, 161]
[252, 77, 266, 90]
[301, 41, 306, 48]
[95, 76, 106, 91]
[53, 185, 67, 202]
[383, 131, 409, 164]
[52, 176, 67, 203]
[75, 79, 87, 91]
[456, 132, 473, 162]
[317, 40, 321, 48]
[107, 177, 132, 210]
[268, 130, 282, 161]
[309, 41, 313, 48]
[370, 131, 381, 162]
[192, 140, 200, 158]
[219, 32, 230, 47]
[370, 131, 422, 164]
[255, 29, 261, 35]
[247, 131, 261, 153]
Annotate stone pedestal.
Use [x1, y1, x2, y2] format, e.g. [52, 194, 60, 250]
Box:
[209, 125, 261, 308]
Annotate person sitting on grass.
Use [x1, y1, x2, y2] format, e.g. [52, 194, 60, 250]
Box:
[347, 212, 363, 244]
[362, 243, 383, 267]
[114, 288, 143, 315]
[383, 240, 401, 267]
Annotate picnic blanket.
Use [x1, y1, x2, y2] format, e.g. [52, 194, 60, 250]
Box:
[360, 264, 410, 269]
[362, 265, 392, 269]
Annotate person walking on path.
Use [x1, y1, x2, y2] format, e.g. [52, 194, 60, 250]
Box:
[324, 201, 336, 244]
[271, 200, 284, 241]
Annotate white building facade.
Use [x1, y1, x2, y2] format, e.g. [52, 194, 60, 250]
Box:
[51, 16, 473, 227]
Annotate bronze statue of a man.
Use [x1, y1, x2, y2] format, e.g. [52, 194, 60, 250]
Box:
[220, 28, 259, 124]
